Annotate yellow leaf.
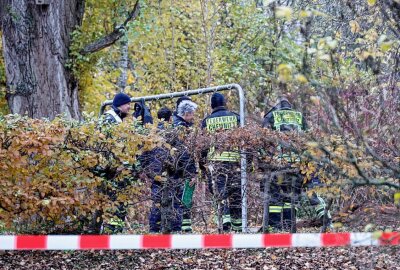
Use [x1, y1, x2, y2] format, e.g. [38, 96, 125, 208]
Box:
[333, 222, 343, 229]
[318, 54, 331, 61]
[306, 141, 319, 148]
[326, 37, 338, 49]
[126, 71, 136, 85]
[395, 192, 400, 205]
[115, 143, 124, 148]
[310, 96, 320, 106]
[295, 74, 308, 84]
[277, 63, 292, 82]
[317, 39, 326, 50]
[349, 20, 360, 33]
[380, 41, 393, 52]
[299, 10, 312, 18]
[275, 6, 292, 20]
[367, 0, 377, 6]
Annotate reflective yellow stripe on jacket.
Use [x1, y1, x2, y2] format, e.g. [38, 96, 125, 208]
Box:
[206, 116, 239, 162]
[272, 110, 303, 130]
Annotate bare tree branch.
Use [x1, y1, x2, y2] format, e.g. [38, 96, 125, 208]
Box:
[378, 0, 400, 39]
[80, 0, 140, 55]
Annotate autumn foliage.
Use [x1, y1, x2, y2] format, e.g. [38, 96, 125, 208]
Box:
[0, 114, 160, 233]
[0, 111, 398, 234]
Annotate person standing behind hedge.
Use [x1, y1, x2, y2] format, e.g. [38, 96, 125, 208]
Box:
[102, 92, 132, 124]
[171, 98, 198, 232]
[201, 93, 242, 232]
[142, 107, 172, 233]
[97, 92, 132, 234]
[262, 97, 332, 232]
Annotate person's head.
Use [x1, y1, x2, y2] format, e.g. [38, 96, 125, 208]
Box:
[133, 102, 143, 119]
[276, 96, 292, 110]
[211, 92, 226, 109]
[157, 107, 172, 123]
[112, 92, 131, 114]
[175, 96, 192, 112]
[177, 100, 198, 123]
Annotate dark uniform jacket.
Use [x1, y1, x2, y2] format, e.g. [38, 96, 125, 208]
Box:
[201, 106, 239, 130]
[170, 113, 196, 177]
[201, 106, 240, 162]
[262, 101, 306, 131]
[172, 112, 193, 128]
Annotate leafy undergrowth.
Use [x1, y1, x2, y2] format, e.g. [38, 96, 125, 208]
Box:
[334, 204, 400, 232]
[1, 205, 399, 269]
[1, 247, 399, 269]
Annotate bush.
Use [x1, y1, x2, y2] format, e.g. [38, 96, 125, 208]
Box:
[0, 114, 397, 234]
[0, 114, 159, 233]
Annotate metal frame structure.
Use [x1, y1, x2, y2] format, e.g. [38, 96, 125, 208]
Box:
[99, 84, 248, 232]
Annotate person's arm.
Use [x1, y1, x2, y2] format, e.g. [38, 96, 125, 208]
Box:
[235, 113, 240, 126]
[201, 117, 207, 130]
[199, 117, 210, 173]
[262, 112, 274, 129]
[302, 115, 308, 131]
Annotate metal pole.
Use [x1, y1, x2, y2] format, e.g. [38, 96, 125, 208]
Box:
[232, 84, 248, 233]
[100, 84, 245, 117]
[262, 173, 271, 233]
[99, 84, 247, 232]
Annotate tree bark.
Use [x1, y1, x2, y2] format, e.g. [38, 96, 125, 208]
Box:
[117, 38, 129, 92]
[0, 0, 85, 120]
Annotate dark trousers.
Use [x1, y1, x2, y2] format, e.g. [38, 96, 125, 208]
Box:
[100, 177, 131, 233]
[149, 179, 183, 233]
[263, 172, 301, 231]
[264, 172, 331, 230]
[208, 162, 242, 231]
[149, 182, 162, 233]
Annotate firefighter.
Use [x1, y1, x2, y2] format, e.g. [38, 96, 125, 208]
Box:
[201, 93, 242, 232]
[262, 96, 332, 231]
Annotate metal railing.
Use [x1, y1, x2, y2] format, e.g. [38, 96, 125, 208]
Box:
[99, 84, 248, 232]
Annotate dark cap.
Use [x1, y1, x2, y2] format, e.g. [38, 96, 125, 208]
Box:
[113, 92, 131, 108]
[211, 93, 226, 109]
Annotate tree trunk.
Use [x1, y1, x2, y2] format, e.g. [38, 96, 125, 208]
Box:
[0, 0, 85, 120]
[117, 38, 129, 92]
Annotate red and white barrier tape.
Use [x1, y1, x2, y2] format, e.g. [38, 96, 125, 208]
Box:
[0, 233, 398, 250]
